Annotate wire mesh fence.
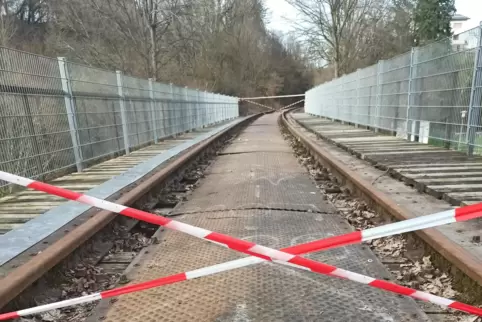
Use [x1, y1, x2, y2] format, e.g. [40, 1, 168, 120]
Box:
[306, 25, 482, 156]
[0, 46, 239, 190]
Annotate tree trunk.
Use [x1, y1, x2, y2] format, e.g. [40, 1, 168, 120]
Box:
[333, 60, 339, 78]
[149, 24, 157, 80]
[0, 13, 4, 46]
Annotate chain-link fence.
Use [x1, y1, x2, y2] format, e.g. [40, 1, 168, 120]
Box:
[0, 46, 239, 189]
[306, 25, 482, 156]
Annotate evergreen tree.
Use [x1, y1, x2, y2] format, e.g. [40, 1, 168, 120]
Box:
[413, 0, 456, 45]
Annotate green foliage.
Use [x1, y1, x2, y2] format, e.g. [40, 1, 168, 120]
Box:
[413, 0, 455, 45]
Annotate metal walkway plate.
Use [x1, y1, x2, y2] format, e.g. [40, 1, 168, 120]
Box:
[101, 210, 427, 322]
[174, 152, 327, 213]
[100, 114, 428, 322]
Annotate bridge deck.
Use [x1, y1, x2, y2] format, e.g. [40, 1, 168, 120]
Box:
[95, 113, 428, 322]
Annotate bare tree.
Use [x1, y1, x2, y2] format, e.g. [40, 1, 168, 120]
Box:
[287, 0, 381, 78]
[136, 0, 184, 80]
[0, 0, 16, 46]
[4, 0, 311, 99]
[48, 0, 183, 78]
[14, 0, 47, 24]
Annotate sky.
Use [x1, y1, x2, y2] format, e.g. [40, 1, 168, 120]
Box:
[265, 0, 482, 34]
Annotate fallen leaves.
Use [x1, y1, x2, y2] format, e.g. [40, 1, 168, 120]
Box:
[288, 131, 461, 308]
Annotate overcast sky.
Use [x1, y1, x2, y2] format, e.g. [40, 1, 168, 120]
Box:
[265, 0, 482, 34]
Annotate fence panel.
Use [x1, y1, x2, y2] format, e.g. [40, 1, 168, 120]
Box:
[152, 82, 169, 139]
[68, 63, 124, 164]
[122, 75, 153, 148]
[467, 26, 482, 155]
[0, 46, 239, 189]
[0, 48, 74, 188]
[379, 52, 411, 134]
[305, 25, 482, 155]
[411, 29, 477, 148]
[357, 65, 378, 127]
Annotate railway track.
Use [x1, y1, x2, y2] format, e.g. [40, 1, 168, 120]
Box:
[0, 109, 480, 321]
[281, 109, 482, 321]
[0, 114, 259, 318]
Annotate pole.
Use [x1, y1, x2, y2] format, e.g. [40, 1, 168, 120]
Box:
[355, 69, 360, 128]
[406, 48, 415, 141]
[116, 71, 130, 154]
[375, 60, 384, 132]
[148, 79, 158, 143]
[184, 86, 189, 132]
[466, 23, 482, 156]
[58, 57, 83, 172]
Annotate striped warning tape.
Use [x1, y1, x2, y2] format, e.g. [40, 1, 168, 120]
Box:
[1, 202, 481, 320]
[0, 171, 481, 319]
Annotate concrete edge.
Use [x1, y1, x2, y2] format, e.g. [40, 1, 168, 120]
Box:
[0, 117, 247, 266]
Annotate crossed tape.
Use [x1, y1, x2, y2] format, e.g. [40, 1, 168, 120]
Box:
[0, 171, 481, 320]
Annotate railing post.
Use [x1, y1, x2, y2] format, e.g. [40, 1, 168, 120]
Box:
[170, 83, 176, 135]
[375, 60, 384, 132]
[58, 57, 83, 172]
[148, 78, 158, 143]
[116, 71, 130, 154]
[336, 80, 345, 124]
[196, 89, 201, 128]
[208, 92, 212, 124]
[406, 47, 415, 141]
[331, 84, 336, 121]
[466, 23, 482, 156]
[355, 69, 360, 128]
[202, 91, 209, 126]
[184, 86, 190, 131]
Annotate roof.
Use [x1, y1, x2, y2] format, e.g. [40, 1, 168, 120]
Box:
[452, 13, 470, 21]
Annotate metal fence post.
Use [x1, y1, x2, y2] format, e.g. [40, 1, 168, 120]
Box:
[116, 71, 130, 154]
[58, 57, 83, 172]
[184, 86, 190, 131]
[208, 92, 212, 124]
[148, 78, 158, 143]
[466, 23, 482, 156]
[406, 48, 415, 141]
[196, 89, 201, 128]
[203, 91, 207, 126]
[331, 85, 336, 121]
[355, 69, 360, 128]
[336, 80, 345, 124]
[375, 60, 384, 132]
[170, 83, 176, 135]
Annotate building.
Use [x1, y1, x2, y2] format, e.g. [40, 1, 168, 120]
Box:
[451, 14, 478, 51]
[451, 14, 470, 35]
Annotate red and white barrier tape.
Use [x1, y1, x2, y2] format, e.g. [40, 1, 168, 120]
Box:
[0, 171, 481, 319]
[2, 207, 482, 320]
